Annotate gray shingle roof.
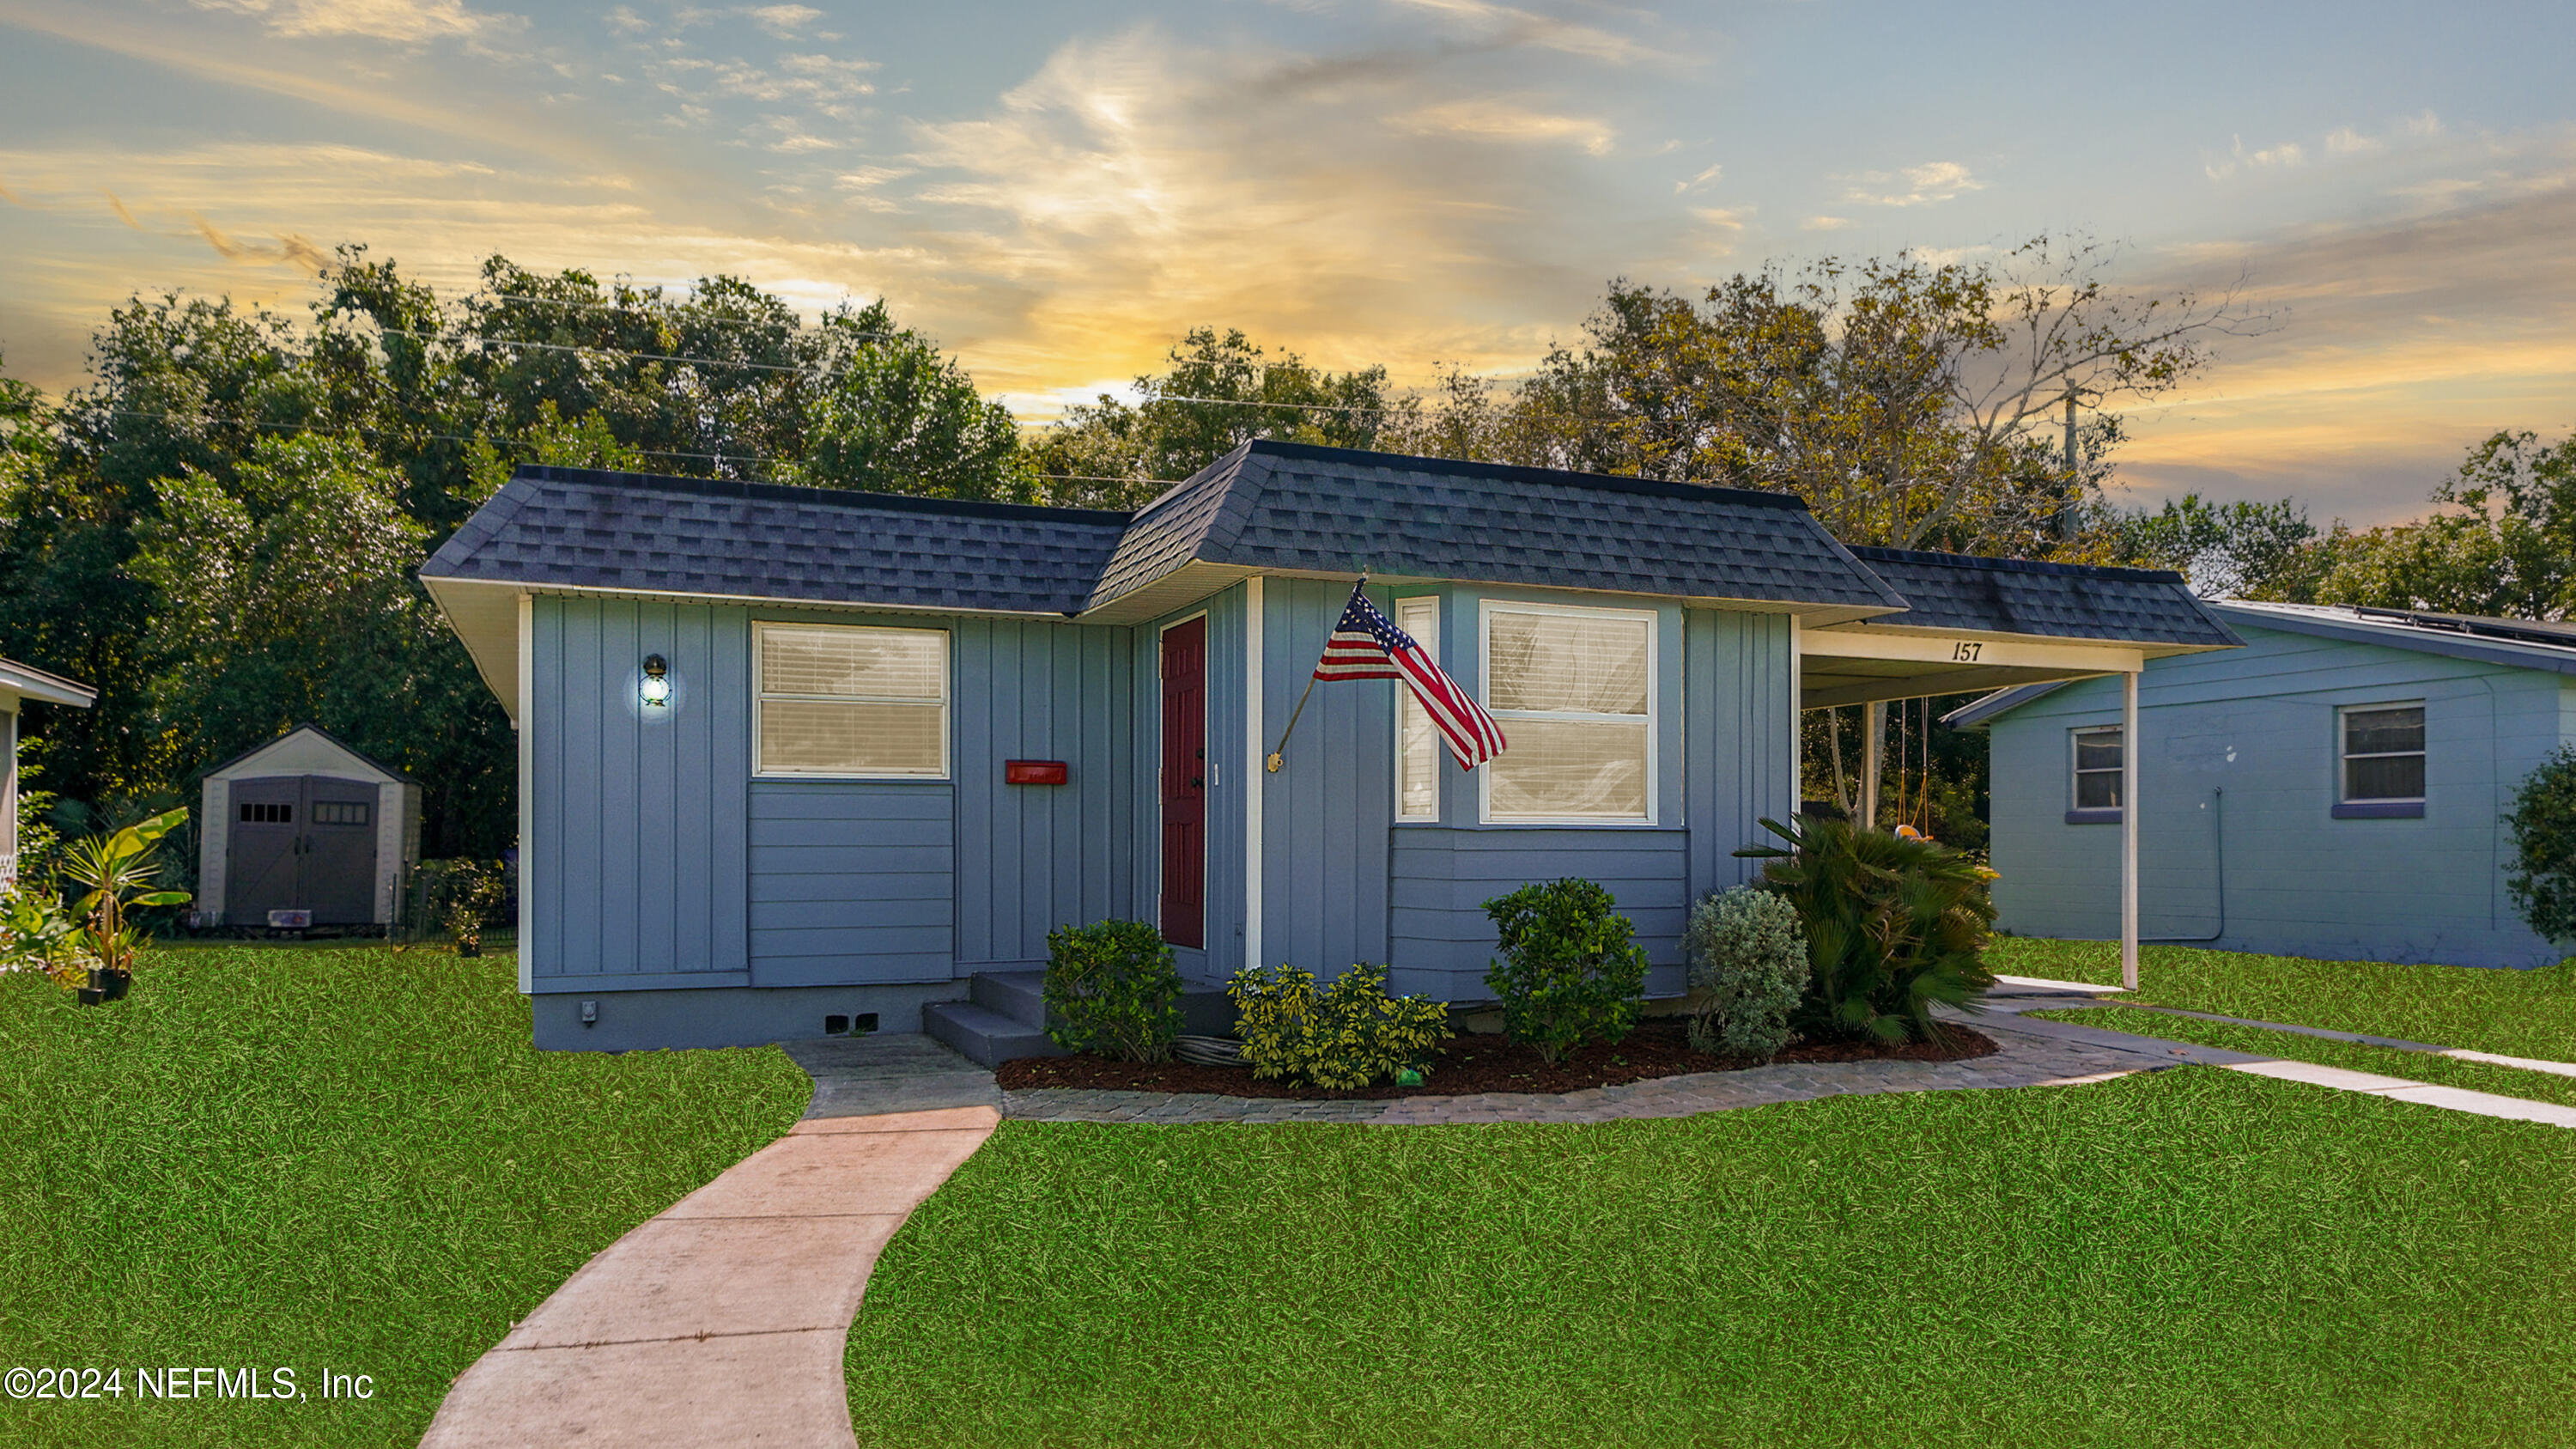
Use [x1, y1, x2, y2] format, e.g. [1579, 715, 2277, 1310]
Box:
[1847, 546, 2240, 648]
[421, 466, 1133, 616]
[1089, 441, 1904, 613]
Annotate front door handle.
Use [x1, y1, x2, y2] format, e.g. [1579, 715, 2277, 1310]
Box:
[1190, 776, 1204, 790]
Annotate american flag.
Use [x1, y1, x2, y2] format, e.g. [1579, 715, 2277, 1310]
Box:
[1314, 582, 1508, 770]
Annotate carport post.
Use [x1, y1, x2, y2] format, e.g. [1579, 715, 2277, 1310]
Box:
[2122, 667, 2141, 991]
[1860, 700, 1883, 831]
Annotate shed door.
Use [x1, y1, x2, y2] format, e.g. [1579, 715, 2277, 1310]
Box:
[301, 780, 379, 925]
[1159, 618, 1207, 949]
[227, 777, 303, 922]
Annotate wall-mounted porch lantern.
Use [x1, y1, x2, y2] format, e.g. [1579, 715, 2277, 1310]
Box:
[639, 654, 671, 709]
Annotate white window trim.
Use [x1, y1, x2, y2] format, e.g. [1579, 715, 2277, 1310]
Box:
[2338, 700, 2427, 804]
[1477, 598, 1660, 826]
[1394, 594, 1441, 823]
[2070, 723, 2123, 812]
[750, 620, 953, 780]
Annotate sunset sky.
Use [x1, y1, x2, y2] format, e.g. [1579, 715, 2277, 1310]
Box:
[3, 0, 2571, 523]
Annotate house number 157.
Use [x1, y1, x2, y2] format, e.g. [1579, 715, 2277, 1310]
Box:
[1950, 642, 1982, 661]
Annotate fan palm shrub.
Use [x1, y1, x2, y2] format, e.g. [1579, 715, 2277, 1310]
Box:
[1735, 815, 1995, 1043]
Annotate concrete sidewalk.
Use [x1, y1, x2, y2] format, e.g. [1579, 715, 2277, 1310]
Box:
[421, 1104, 996, 1448]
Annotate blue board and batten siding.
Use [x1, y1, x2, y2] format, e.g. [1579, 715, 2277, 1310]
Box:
[526, 595, 1137, 1000]
[525, 581, 1802, 1025]
[1989, 619, 2567, 968]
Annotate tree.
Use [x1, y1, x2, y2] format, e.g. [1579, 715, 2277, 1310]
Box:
[1397, 235, 2265, 555]
[1030, 328, 1400, 508]
[781, 301, 1037, 502]
[2093, 493, 2324, 600]
[2302, 429, 2576, 618]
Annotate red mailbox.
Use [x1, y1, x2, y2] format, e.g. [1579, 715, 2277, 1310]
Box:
[1005, 759, 1069, 786]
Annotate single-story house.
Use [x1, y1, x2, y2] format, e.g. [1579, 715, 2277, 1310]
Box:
[422, 441, 2235, 1051]
[1, 656, 95, 891]
[1952, 600, 2576, 970]
[195, 725, 424, 931]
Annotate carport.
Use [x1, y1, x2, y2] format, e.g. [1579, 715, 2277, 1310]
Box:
[1798, 547, 2241, 988]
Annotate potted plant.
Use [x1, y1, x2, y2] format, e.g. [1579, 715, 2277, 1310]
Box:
[61, 806, 192, 1006]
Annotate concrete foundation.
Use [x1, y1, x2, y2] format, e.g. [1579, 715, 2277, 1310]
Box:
[531, 982, 968, 1052]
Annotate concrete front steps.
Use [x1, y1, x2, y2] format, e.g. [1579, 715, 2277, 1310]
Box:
[922, 971, 1064, 1068]
[923, 970, 1238, 1068]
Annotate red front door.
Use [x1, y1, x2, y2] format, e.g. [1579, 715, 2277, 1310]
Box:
[1159, 617, 1207, 949]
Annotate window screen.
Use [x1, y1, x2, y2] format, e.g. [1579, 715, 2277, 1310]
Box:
[756, 624, 949, 777]
[312, 801, 371, 826]
[2342, 704, 2425, 802]
[2071, 726, 2123, 810]
[1482, 605, 1653, 821]
[1395, 597, 1440, 821]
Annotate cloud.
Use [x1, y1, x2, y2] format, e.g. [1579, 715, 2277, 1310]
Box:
[1838, 160, 1982, 207]
[1395, 99, 1614, 154]
[1801, 215, 1849, 231]
[2203, 135, 2306, 182]
[1672, 161, 1721, 195]
[188, 212, 330, 272]
[897, 25, 1628, 389]
[746, 3, 820, 36]
[1381, 0, 1665, 66]
[104, 191, 144, 228]
[187, 0, 523, 43]
[2325, 126, 2381, 156]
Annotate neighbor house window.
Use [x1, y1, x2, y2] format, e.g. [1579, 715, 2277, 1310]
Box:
[1395, 596, 1441, 821]
[755, 623, 950, 778]
[2341, 703, 2425, 803]
[1480, 602, 1655, 823]
[2070, 726, 2123, 816]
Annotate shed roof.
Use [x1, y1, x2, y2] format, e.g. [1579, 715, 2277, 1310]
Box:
[1846, 547, 2239, 647]
[1943, 598, 2576, 728]
[1088, 441, 1905, 617]
[422, 466, 1134, 617]
[197, 724, 415, 784]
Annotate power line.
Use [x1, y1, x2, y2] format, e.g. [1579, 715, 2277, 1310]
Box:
[96, 407, 780, 469]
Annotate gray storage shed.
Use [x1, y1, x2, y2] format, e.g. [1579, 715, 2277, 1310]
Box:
[197, 726, 422, 928]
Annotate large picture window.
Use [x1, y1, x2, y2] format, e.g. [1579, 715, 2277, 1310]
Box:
[1480, 602, 1655, 822]
[1394, 596, 1441, 821]
[754, 623, 949, 778]
[2341, 703, 2425, 803]
[2070, 725, 2123, 813]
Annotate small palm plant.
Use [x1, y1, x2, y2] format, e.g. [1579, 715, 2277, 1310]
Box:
[60, 806, 192, 1000]
[1735, 814, 1996, 1044]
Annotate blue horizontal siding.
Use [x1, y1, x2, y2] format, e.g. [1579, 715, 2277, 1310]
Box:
[1388, 826, 1691, 998]
[748, 780, 955, 985]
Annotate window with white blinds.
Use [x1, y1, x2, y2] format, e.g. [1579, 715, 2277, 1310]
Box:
[1394, 596, 1441, 820]
[754, 623, 950, 777]
[1480, 602, 1656, 822]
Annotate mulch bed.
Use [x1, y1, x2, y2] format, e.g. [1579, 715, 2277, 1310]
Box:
[993, 1020, 1997, 1100]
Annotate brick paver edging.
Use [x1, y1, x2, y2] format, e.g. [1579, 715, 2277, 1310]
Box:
[1002, 1016, 2167, 1125]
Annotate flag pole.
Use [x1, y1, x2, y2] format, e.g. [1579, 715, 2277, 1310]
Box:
[1265, 576, 1364, 773]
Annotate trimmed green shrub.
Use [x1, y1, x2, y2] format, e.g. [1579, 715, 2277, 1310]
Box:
[1481, 878, 1649, 1064]
[1735, 815, 1995, 1044]
[1226, 962, 1450, 1089]
[2507, 746, 2576, 944]
[1043, 919, 1182, 1062]
[1683, 885, 1809, 1058]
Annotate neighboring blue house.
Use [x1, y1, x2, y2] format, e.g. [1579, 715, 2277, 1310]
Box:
[423, 441, 2230, 1051]
[1953, 600, 2576, 970]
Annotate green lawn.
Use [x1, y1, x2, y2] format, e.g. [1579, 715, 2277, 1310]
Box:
[0, 947, 808, 1447]
[2030, 1002, 2576, 1109]
[846, 1068, 2576, 1448]
[1988, 937, 2576, 1062]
